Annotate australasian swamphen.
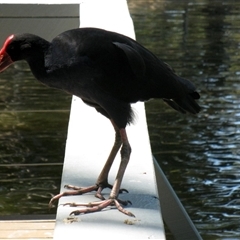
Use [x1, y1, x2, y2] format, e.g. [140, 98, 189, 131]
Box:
[0, 27, 200, 217]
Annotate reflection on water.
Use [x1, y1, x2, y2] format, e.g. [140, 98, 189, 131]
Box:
[0, 63, 71, 214]
[129, 0, 240, 239]
[1, 0, 240, 239]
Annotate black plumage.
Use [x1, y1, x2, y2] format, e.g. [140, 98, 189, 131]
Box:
[0, 27, 200, 216]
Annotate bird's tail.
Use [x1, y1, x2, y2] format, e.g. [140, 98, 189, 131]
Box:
[163, 77, 201, 114]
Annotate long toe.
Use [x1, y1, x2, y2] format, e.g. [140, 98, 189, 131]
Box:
[65, 198, 134, 217]
[49, 184, 99, 208]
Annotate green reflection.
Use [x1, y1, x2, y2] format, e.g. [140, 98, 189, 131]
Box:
[0, 62, 71, 215]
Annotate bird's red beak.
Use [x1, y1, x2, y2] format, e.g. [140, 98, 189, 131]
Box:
[0, 50, 13, 73]
[0, 34, 14, 73]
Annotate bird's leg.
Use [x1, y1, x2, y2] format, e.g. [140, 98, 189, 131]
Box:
[108, 128, 131, 200]
[63, 128, 123, 201]
[49, 120, 123, 207]
[70, 128, 134, 217]
[94, 120, 128, 199]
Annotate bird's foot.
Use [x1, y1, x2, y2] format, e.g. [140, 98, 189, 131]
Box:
[64, 198, 135, 217]
[49, 183, 128, 208]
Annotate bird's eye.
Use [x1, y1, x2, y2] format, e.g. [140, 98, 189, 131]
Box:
[7, 45, 14, 51]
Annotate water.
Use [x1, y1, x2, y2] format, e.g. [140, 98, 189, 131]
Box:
[0, 63, 71, 214]
[129, 0, 240, 239]
[0, 0, 240, 239]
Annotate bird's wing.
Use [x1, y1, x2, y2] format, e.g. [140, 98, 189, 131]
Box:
[112, 42, 146, 78]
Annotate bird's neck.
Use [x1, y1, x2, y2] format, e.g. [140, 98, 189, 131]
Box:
[23, 39, 50, 82]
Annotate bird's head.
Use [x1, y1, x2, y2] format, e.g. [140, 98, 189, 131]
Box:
[0, 33, 48, 73]
[0, 35, 14, 73]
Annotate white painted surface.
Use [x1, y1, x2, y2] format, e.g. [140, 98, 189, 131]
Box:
[80, 0, 136, 39]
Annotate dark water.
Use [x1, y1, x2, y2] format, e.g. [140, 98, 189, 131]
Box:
[0, 0, 240, 239]
[0, 63, 70, 215]
[130, 0, 240, 239]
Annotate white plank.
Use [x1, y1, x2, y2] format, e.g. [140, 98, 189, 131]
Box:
[51, 0, 165, 239]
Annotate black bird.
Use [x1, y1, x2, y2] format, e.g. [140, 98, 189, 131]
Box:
[0, 27, 200, 217]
